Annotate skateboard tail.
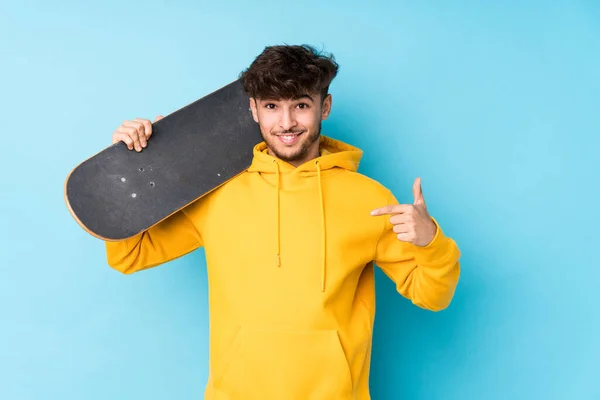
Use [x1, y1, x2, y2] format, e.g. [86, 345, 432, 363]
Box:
[64, 165, 252, 242]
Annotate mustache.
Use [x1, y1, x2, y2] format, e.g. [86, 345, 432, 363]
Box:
[272, 129, 305, 135]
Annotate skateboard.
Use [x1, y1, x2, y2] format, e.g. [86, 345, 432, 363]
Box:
[64, 79, 263, 241]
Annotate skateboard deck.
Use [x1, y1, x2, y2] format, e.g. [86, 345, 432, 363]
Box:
[64, 79, 263, 241]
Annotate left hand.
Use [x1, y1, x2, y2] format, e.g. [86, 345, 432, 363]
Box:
[370, 177, 437, 247]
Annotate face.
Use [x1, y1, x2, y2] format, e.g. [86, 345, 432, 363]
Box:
[249, 92, 332, 166]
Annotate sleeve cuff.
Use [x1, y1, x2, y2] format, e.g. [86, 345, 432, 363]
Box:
[411, 217, 458, 266]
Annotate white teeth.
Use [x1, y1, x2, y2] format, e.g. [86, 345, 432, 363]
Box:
[277, 133, 301, 144]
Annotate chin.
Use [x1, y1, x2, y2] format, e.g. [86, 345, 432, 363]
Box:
[271, 147, 306, 163]
[261, 128, 320, 163]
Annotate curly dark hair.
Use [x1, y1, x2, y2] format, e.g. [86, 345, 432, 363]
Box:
[239, 44, 339, 102]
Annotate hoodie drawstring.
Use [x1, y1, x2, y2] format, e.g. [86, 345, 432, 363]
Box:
[316, 161, 326, 292]
[272, 159, 327, 292]
[273, 160, 281, 267]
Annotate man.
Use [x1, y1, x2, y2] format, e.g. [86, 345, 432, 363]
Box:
[107, 44, 461, 399]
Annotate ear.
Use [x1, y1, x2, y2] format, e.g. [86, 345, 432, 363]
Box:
[321, 94, 332, 120]
[249, 97, 259, 123]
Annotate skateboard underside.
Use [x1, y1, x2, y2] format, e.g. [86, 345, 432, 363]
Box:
[65, 79, 263, 241]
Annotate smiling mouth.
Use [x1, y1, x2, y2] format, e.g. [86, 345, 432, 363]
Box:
[275, 131, 304, 145]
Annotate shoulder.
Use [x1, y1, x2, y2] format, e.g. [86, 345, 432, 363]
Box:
[181, 170, 250, 215]
[180, 172, 240, 215]
[332, 170, 394, 201]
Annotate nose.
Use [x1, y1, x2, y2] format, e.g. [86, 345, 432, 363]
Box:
[279, 108, 297, 132]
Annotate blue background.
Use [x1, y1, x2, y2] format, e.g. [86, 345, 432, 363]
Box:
[2, 1, 599, 399]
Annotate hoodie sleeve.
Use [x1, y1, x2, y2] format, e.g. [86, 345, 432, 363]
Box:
[373, 191, 461, 311]
[105, 207, 203, 275]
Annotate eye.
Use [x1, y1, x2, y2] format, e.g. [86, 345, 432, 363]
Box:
[297, 103, 310, 109]
[264, 103, 276, 109]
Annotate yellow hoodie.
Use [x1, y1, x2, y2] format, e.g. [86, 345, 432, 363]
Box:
[105, 135, 461, 400]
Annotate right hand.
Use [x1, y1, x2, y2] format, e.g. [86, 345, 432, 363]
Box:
[112, 115, 164, 152]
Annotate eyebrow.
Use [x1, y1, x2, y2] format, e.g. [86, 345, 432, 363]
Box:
[295, 94, 314, 102]
[261, 94, 314, 103]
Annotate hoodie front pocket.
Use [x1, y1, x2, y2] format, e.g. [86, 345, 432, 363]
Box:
[213, 328, 353, 400]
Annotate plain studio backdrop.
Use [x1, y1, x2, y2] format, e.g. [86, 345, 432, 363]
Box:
[1, 1, 599, 399]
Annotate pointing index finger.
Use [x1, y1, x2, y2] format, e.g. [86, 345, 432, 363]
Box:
[370, 204, 412, 216]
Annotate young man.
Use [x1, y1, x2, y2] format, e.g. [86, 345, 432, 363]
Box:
[107, 44, 461, 399]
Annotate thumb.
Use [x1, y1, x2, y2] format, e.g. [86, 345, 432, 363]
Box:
[154, 115, 164, 122]
[413, 177, 424, 205]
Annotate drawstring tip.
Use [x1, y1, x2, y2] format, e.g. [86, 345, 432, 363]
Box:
[276, 254, 281, 267]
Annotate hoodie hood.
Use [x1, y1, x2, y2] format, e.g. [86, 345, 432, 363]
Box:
[247, 135, 363, 176]
[247, 135, 363, 291]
